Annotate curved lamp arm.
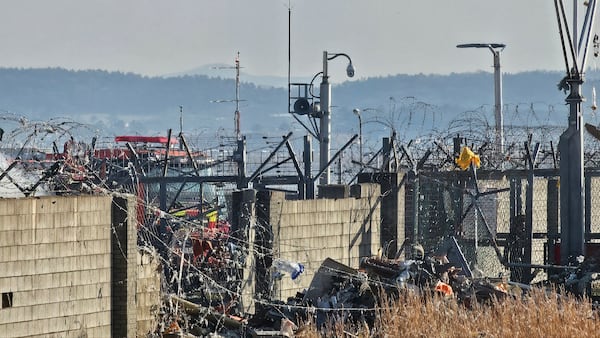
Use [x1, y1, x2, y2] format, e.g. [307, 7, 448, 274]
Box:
[324, 52, 355, 78]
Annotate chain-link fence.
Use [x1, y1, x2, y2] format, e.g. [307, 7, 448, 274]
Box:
[403, 168, 564, 283]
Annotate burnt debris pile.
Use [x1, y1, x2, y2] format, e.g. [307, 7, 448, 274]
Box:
[5, 110, 600, 336]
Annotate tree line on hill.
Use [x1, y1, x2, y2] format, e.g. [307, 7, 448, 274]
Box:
[0, 67, 589, 139]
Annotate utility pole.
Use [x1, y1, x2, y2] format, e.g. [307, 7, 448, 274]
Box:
[318, 51, 355, 185]
[555, 0, 597, 263]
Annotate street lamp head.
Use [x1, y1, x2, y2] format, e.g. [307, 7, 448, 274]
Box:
[346, 62, 355, 77]
[457, 43, 506, 50]
[353, 108, 360, 115]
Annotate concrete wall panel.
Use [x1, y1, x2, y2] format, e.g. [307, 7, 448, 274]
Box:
[0, 196, 114, 337]
[268, 183, 382, 300]
[136, 249, 161, 337]
[0, 194, 161, 337]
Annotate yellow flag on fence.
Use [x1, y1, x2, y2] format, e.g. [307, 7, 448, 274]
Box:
[455, 146, 480, 170]
[206, 210, 218, 229]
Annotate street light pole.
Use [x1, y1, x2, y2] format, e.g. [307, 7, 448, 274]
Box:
[457, 43, 506, 157]
[319, 51, 355, 185]
[492, 47, 504, 156]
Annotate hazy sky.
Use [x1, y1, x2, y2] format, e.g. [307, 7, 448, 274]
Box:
[0, 1, 594, 79]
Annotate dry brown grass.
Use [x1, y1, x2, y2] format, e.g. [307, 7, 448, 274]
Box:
[295, 288, 600, 338]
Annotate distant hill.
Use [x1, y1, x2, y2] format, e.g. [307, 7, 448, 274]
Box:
[162, 63, 298, 88]
[0, 67, 593, 142]
[0, 68, 288, 137]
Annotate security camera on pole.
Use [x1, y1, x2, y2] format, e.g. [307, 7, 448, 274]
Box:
[319, 51, 355, 185]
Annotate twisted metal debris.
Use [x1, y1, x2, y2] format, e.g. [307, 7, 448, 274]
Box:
[2, 98, 600, 336]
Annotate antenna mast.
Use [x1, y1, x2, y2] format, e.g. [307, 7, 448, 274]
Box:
[235, 52, 241, 140]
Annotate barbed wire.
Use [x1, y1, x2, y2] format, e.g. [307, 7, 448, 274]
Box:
[1, 106, 595, 334]
[2, 102, 599, 193]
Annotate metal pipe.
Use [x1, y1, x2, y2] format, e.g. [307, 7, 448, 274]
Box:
[162, 129, 172, 178]
[318, 50, 354, 186]
[319, 72, 331, 185]
[315, 134, 358, 182]
[457, 43, 506, 160]
[492, 48, 504, 155]
[353, 108, 362, 164]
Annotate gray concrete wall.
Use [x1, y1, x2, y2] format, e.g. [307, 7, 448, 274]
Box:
[0, 195, 113, 338]
[0, 194, 161, 338]
[231, 189, 256, 315]
[268, 183, 381, 300]
[111, 194, 138, 338]
[136, 249, 161, 337]
[358, 172, 405, 258]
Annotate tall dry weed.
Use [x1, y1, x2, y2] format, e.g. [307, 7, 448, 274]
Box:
[298, 288, 600, 337]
